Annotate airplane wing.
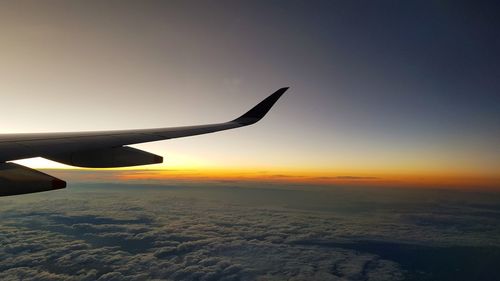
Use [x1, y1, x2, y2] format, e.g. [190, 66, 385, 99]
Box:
[0, 87, 288, 196]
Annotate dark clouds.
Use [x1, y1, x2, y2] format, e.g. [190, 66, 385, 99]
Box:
[1, 184, 500, 280]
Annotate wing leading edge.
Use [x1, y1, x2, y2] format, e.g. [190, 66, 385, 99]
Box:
[0, 88, 288, 196]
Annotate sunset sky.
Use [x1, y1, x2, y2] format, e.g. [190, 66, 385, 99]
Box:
[1, 1, 499, 189]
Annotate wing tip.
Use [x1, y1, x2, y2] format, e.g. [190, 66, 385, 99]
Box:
[233, 87, 288, 125]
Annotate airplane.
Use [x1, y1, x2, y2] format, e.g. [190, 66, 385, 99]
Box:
[0, 87, 287, 196]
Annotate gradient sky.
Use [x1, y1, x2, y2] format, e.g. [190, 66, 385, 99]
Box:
[1, 1, 499, 188]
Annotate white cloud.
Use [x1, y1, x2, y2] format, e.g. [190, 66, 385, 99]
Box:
[1, 184, 499, 280]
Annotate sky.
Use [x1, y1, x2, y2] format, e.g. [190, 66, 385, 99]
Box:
[1, 1, 499, 189]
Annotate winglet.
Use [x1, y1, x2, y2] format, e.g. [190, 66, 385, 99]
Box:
[232, 87, 288, 125]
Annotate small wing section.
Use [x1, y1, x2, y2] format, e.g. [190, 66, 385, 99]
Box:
[0, 163, 66, 196]
[46, 146, 163, 168]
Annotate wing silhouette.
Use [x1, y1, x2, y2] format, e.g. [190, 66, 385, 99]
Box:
[0, 88, 288, 196]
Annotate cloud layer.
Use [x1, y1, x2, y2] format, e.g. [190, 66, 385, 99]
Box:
[1, 184, 499, 280]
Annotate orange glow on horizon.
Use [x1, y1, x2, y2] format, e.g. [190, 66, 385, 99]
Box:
[40, 166, 500, 190]
[13, 157, 500, 190]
